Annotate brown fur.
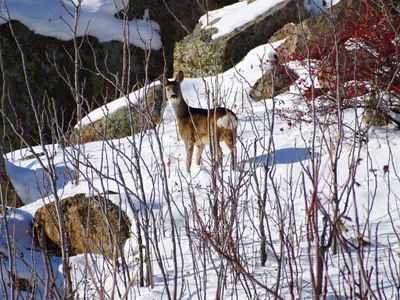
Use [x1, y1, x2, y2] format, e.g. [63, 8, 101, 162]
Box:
[164, 71, 238, 172]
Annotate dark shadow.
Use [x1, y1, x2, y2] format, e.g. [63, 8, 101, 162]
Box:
[242, 147, 311, 168]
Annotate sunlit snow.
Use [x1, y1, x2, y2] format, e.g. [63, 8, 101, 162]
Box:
[0, 0, 162, 50]
[3, 0, 400, 299]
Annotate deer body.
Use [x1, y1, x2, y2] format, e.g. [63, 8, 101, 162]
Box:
[164, 71, 238, 172]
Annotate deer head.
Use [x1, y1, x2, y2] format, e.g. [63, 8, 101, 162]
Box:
[164, 71, 184, 104]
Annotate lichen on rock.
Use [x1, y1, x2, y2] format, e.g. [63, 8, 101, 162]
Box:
[67, 84, 166, 144]
[249, 64, 298, 101]
[34, 193, 131, 258]
[174, 0, 308, 78]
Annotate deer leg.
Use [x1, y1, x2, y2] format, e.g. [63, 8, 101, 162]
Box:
[224, 132, 237, 170]
[210, 133, 222, 168]
[196, 145, 204, 165]
[217, 144, 223, 165]
[215, 138, 223, 167]
[185, 141, 194, 173]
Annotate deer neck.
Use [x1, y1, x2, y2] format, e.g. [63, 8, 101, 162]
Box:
[170, 95, 190, 118]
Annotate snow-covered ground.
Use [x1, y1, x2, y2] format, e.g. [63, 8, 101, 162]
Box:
[2, 0, 400, 299]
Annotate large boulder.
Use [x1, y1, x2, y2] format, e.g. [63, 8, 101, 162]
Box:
[249, 63, 298, 101]
[126, 0, 220, 78]
[173, 0, 308, 78]
[34, 194, 131, 258]
[269, 10, 333, 58]
[269, 0, 392, 58]
[0, 20, 164, 152]
[269, 0, 400, 128]
[0, 156, 23, 207]
[68, 83, 165, 144]
[364, 109, 390, 127]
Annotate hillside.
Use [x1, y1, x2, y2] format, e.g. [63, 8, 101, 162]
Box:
[1, 0, 400, 299]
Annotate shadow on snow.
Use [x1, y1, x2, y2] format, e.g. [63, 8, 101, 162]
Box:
[242, 147, 311, 168]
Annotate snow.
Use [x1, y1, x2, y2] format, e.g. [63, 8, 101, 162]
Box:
[325, 0, 343, 8]
[76, 41, 281, 128]
[5, 156, 73, 205]
[5, 41, 400, 298]
[199, 0, 342, 40]
[200, 0, 285, 40]
[0, 0, 162, 50]
[4, 0, 400, 299]
[76, 81, 162, 128]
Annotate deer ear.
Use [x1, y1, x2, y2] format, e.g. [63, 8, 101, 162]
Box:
[175, 70, 184, 84]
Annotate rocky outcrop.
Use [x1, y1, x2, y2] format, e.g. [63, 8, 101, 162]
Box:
[34, 194, 131, 258]
[1, 0, 226, 152]
[269, 11, 332, 58]
[173, 0, 308, 78]
[146, 83, 167, 125]
[269, 0, 385, 58]
[269, 0, 400, 127]
[68, 83, 165, 144]
[215, 0, 238, 6]
[0, 20, 164, 152]
[249, 63, 298, 101]
[364, 109, 390, 127]
[127, 0, 220, 78]
[0, 156, 23, 207]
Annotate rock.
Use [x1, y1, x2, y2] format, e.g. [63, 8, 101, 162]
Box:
[215, 0, 237, 6]
[270, 11, 330, 59]
[249, 64, 298, 101]
[270, 0, 388, 58]
[302, 86, 329, 102]
[34, 194, 131, 258]
[174, 0, 308, 78]
[8, 274, 34, 293]
[362, 92, 392, 126]
[268, 23, 297, 45]
[144, 83, 166, 125]
[0, 20, 164, 152]
[0, 156, 23, 207]
[68, 107, 141, 144]
[126, 0, 219, 78]
[68, 83, 165, 144]
[364, 109, 390, 126]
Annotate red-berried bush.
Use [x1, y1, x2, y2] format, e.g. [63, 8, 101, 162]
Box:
[318, 0, 399, 98]
[278, 0, 400, 126]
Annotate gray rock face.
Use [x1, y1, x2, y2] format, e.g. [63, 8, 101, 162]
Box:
[34, 194, 131, 258]
[269, 0, 370, 58]
[0, 156, 23, 207]
[0, 0, 223, 151]
[249, 64, 298, 101]
[68, 83, 166, 144]
[0, 20, 164, 152]
[173, 0, 308, 78]
[126, 0, 220, 78]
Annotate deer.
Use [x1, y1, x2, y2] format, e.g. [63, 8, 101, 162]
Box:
[164, 70, 238, 173]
